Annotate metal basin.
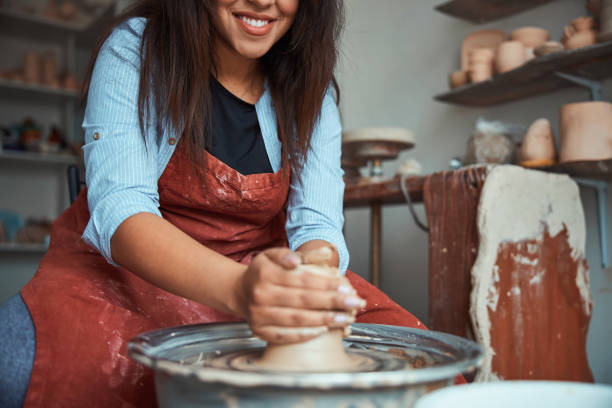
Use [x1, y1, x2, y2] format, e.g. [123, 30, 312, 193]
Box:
[128, 322, 483, 407]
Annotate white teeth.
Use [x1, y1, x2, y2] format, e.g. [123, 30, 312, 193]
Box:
[238, 16, 269, 28]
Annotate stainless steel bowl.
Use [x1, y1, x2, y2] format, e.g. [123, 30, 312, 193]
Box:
[128, 322, 482, 407]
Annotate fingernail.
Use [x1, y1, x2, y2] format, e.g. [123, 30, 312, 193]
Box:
[334, 313, 353, 324]
[284, 253, 302, 266]
[338, 284, 353, 294]
[345, 297, 366, 308]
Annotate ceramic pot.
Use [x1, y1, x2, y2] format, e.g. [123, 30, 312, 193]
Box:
[63, 73, 79, 91]
[495, 41, 526, 73]
[564, 30, 598, 49]
[520, 119, 557, 166]
[449, 70, 469, 89]
[41, 51, 58, 87]
[468, 48, 495, 66]
[572, 16, 596, 32]
[511, 27, 549, 48]
[23, 52, 40, 84]
[469, 63, 493, 83]
[559, 102, 612, 162]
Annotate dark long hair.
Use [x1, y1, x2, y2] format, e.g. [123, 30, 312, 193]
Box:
[83, 0, 344, 176]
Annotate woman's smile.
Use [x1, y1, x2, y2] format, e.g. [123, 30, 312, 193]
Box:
[233, 11, 276, 36]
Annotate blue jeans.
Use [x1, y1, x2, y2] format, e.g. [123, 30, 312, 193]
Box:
[0, 294, 35, 408]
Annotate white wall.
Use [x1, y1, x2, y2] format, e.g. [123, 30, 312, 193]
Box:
[338, 0, 611, 384]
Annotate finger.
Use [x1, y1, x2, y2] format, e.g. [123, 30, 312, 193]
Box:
[249, 305, 355, 328]
[254, 285, 366, 312]
[252, 325, 329, 344]
[262, 247, 302, 269]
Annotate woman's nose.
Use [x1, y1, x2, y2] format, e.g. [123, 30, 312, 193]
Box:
[246, 0, 275, 9]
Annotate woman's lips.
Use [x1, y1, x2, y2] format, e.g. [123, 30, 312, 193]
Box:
[234, 14, 275, 36]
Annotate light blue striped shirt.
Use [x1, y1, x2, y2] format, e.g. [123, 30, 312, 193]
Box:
[81, 18, 348, 273]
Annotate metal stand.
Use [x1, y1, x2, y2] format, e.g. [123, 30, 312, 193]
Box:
[554, 72, 603, 101]
[574, 178, 609, 268]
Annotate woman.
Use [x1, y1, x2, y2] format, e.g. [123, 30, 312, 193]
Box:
[0, 0, 428, 406]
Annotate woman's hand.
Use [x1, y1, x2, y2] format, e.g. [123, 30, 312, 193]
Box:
[235, 247, 365, 344]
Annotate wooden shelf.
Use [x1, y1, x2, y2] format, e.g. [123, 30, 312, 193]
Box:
[435, 0, 558, 24]
[532, 159, 612, 181]
[344, 176, 425, 208]
[0, 150, 80, 165]
[435, 41, 612, 106]
[0, 243, 48, 254]
[0, 4, 115, 46]
[0, 78, 80, 102]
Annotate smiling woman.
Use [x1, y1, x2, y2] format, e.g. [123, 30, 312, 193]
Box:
[0, 1, 432, 407]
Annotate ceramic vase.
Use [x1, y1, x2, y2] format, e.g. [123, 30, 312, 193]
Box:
[496, 41, 526, 73]
[572, 16, 596, 32]
[41, 51, 58, 87]
[520, 119, 557, 166]
[511, 27, 549, 48]
[564, 30, 598, 49]
[449, 70, 469, 89]
[559, 102, 612, 162]
[23, 52, 41, 84]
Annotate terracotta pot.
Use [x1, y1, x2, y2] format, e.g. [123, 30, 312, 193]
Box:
[572, 16, 596, 32]
[520, 118, 557, 165]
[559, 102, 612, 162]
[511, 27, 549, 48]
[23, 52, 40, 84]
[469, 63, 493, 83]
[449, 70, 469, 89]
[41, 51, 58, 87]
[564, 30, 598, 49]
[495, 41, 526, 73]
[468, 48, 495, 66]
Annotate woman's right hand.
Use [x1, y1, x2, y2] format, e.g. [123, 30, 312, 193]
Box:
[235, 247, 365, 344]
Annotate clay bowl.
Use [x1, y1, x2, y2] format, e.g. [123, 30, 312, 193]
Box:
[520, 118, 556, 165]
[495, 41, 526, 74]
[559, 101, 612, 163]
[468, 48, 495, 66]
[511, 27, 549, 48]
[564, 30, 598, 50]
[449, 70, 469, 89]
[572, 16, 596, 32]
[534, 41, 565, 57]
[128, 322, 483, 408]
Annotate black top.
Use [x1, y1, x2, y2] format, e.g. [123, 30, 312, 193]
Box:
[207, 76, 273, 175]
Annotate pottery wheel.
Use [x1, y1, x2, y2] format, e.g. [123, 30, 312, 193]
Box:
[342, 127, 415, 160]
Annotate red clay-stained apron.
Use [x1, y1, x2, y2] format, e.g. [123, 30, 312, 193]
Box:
[21, 147, 433, 407]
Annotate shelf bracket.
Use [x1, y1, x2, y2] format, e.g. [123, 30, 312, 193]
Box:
[574, 178, 609, 268]
[554, 72, 603, 101]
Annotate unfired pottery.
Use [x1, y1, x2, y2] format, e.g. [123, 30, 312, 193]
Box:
[564, 30, 598, 50]
[63, 73, 79, 91]
[461, 30, 507, 71]
[510, 27, 549, 48]
[559, 102, 612, 162]
[469, 64, 493, 83]
[520, 118, 557, 167]
[42, 51, 59, 88]
[449, 70, 469, 89]
[23, 52, 41, 84]
[572, 16, 596, 32]
[495, 41, 526, 73]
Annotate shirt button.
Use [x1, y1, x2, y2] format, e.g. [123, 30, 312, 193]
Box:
[93, 132, 100, 140]
[168, 137, 176, 145]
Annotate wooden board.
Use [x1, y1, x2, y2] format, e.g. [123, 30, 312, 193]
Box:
[534, 159, 612, 181]
[424, 166, 489, 340]
[435, 41, 612, 106]
[436, 0, 557, 24]
[343, 176, 425, 208]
